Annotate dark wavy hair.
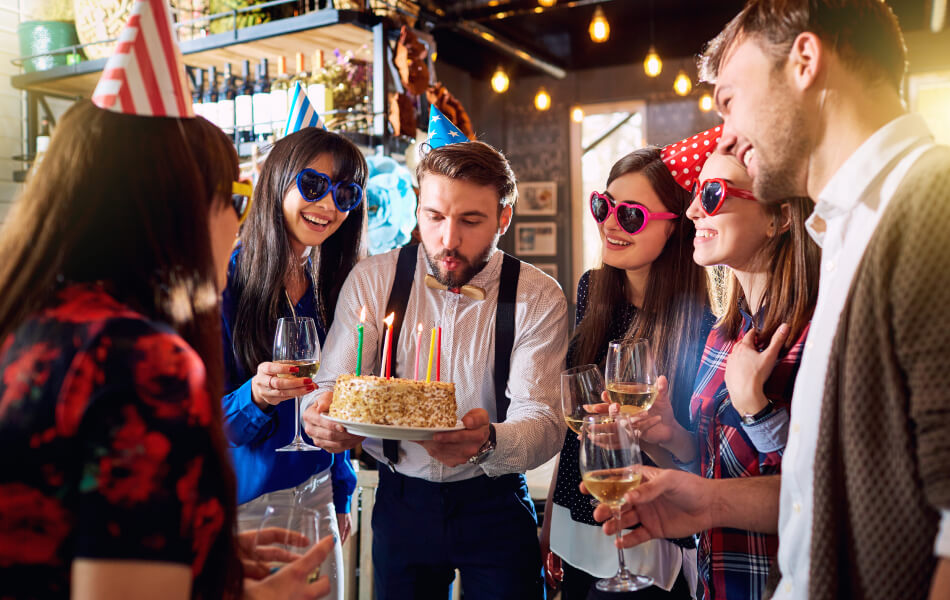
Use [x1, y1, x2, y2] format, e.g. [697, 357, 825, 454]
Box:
[571, 147, 710, 406]
[231, 128, 367, 376]
[0, 100, 243, 599]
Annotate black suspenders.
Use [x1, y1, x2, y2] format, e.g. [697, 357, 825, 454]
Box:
[382, 244, 521, 465]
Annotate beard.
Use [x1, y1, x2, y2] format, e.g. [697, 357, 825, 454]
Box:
[423, 241, 496, 288]
[752, 82, 813, 204]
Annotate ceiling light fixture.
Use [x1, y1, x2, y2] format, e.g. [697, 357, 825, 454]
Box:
[571, 106, 584, 122]
[538, 0, 557, 7]
[491, 66, 510, 93]
[535, 87, 552, 111]
[674, 70, 692, 96]
[589, 6, 609, 43]
[643, 0, 661, 77]
[932, 0, 947, 32]
[698, 93, 713, 112]
[643, 46, 662, 78]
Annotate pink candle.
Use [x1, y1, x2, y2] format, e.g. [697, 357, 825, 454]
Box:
[380, 312, 394, 378]
[435, 326, 442, 382]
[413, 323, 423, 380]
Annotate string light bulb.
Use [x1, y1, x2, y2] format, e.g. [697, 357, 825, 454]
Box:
[535, 87, 551, 111]
[673, 70, 692, 96]
[491, 66, 510, 93]
[643, 45, 662, 77]
[571, 106, 584, 122]
[538, 0, 557, 6]
[589, 6, 609, 43]
[698, 93, 713, 112]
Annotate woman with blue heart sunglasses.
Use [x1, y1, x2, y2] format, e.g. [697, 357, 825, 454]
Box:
[220, 127, 367, 598]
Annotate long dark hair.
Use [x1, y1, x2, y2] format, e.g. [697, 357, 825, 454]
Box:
[231, 128, 367, 375]
[717, 196, 819, 348]
[0, 100, 242, 599]
[571, 147, 709, 403]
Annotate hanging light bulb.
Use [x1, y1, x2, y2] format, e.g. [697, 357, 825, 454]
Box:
[571, 106, 584, 122]
[535, 87, 552, 111]
[643, 45, 662, 78]
[673, 70, 692, 96]
[538, 0, 557, 6]
[589, 6, 610, 43]
[491, 66, 510, 93]
[698, 93, 713, 112]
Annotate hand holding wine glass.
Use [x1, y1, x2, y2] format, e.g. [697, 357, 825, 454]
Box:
[274, 317, 321, 452]
[579, 413, 654, 592]
[244, 507, 335, 600]
[605, 338, 658, 416]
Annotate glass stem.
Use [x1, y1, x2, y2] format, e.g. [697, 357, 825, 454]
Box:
[292, 396, 302, 442]
[613, 507, 628, 578]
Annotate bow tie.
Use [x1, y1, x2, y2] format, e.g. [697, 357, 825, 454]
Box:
[424, 274, 486, 301]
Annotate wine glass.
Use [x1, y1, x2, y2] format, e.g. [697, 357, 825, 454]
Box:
[274, 317, 321, 452]
[579, 413, 653, 592]
[561, 364, 606, 435]
[255, 503, 334, 589]
[604, 338, 658, 416]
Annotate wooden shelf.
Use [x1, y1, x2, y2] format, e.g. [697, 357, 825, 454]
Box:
[11, 9, 378, 99]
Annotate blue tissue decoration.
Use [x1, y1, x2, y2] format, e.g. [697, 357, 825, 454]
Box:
[365, 154, 417, 255]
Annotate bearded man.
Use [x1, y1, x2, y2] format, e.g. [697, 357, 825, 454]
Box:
[303, 140, 567, 600]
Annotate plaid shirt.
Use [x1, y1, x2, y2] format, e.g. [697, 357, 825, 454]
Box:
[689, 311, 809, 600]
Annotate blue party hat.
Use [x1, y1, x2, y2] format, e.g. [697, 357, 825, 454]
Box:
[285, 81, 325, 134]
[426, 104, 467, 149]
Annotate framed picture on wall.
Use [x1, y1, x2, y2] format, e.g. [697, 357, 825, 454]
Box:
[515, 222, 557, 256]
[534, 262, 559, 280]
[516, 181, 557, 215]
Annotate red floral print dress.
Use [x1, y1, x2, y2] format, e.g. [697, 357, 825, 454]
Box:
[0, 284, 228, 599]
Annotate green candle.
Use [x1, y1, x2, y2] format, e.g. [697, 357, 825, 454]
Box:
[355, 306, 366, 376]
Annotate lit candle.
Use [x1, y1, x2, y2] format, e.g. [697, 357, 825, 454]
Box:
[413, 323, 423, 380]
[380, 312, 395, 379]
[435, 327, 442, 382]
[425, 327, 437, 382]
[355, 306, 366, 376]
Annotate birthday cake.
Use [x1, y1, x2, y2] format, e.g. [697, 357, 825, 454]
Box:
[329, 374, 458, 428]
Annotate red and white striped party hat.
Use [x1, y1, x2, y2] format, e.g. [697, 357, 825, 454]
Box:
[92, 0, 194, 118]
[660, 125, 722, 192]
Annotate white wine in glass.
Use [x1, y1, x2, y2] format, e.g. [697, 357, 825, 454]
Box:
[579, 414, 653, 593]
[605, 338, 658, 416]
[561, 364, 606, 434]
[273, 317, 321, 452]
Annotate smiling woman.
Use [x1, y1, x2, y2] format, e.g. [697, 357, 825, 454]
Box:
[542, 145, 713, 599]
[219, 127, 368, 599]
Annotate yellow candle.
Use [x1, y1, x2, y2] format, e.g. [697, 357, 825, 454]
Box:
[425, 327, 437, 382]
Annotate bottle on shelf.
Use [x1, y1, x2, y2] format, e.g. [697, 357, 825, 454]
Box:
[191, 68, 204, 120]
[236, 59, 255, 149]
[252, 58, 272, 141]
[203, 66, 219, 127]
[218, 63, 236, 138]
[290, 52, 308, 93]
[34, 118, 51, 167]
[307, 49, 333, 116]
[270, 55, 291, 137]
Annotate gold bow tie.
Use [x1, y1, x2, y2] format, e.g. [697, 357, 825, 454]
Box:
[424, 274, 486, 301]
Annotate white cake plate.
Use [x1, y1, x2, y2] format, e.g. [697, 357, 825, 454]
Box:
[324, 415, 465, 441]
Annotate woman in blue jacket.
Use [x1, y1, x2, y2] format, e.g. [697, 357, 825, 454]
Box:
[221, 128, 366, 589]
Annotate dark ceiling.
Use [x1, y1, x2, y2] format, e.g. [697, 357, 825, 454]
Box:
[422, 0, 931, 81]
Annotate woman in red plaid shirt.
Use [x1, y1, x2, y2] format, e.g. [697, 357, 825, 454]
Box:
[636, 139, 819, 599]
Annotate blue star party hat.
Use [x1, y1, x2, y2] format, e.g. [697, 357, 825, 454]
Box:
[426, 104, 467, 149]
[285, 81, 325, 134]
